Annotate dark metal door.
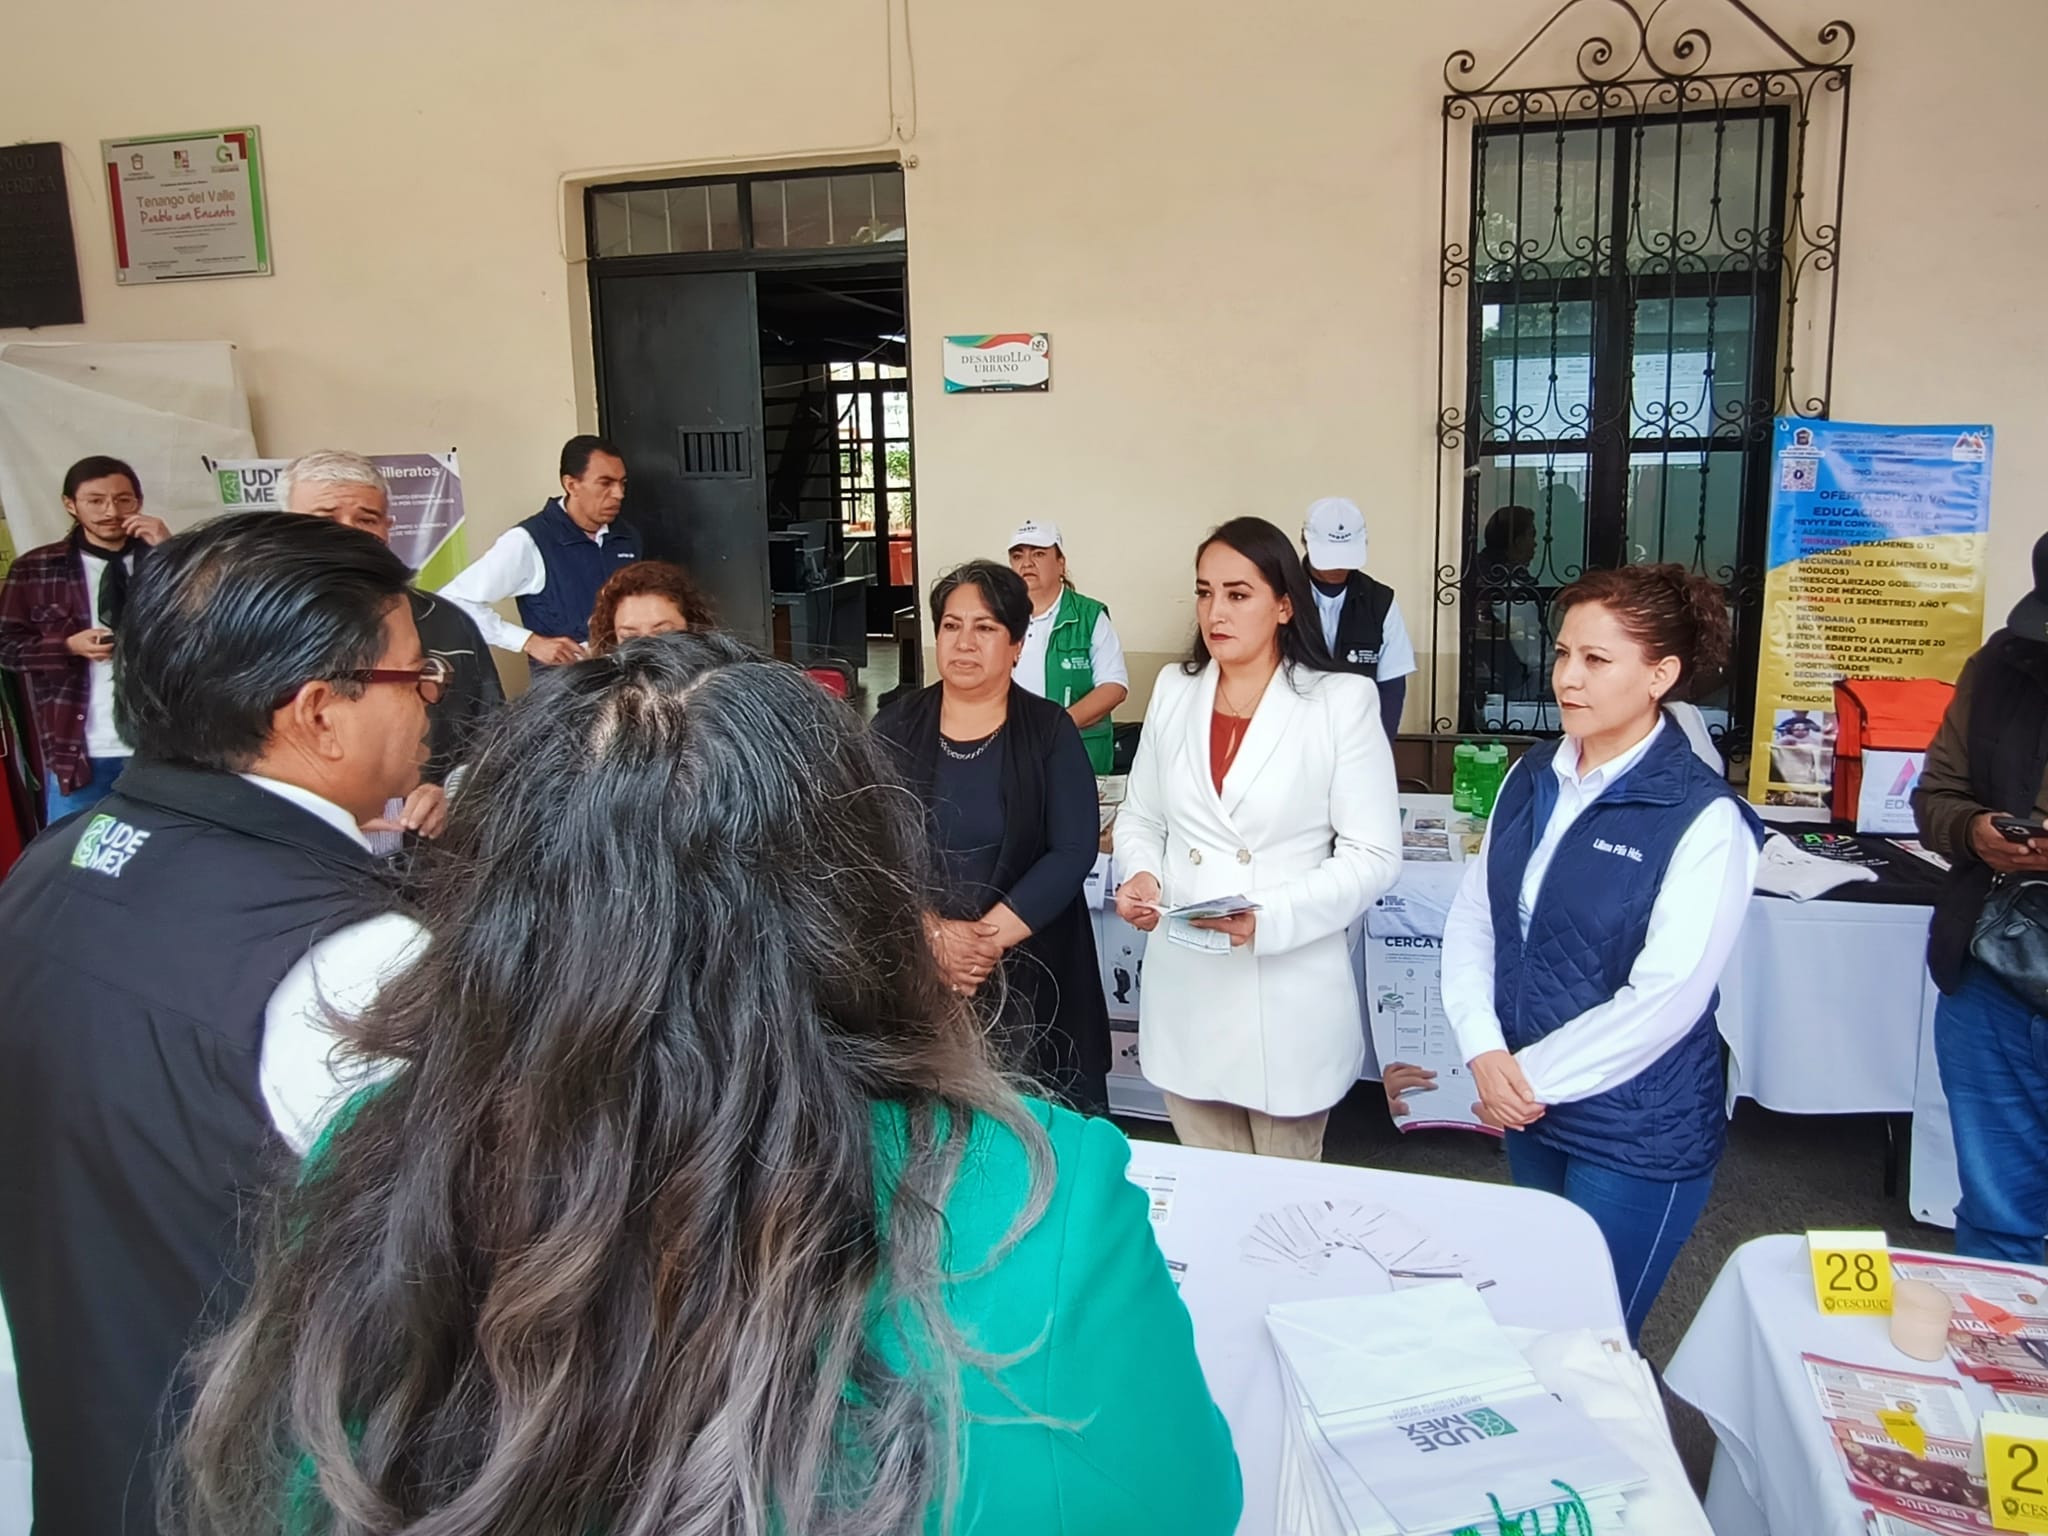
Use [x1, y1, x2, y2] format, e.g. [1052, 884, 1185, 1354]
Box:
[594, 269, 771, 643]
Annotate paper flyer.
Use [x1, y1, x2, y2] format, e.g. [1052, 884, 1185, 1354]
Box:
[1366, 938, 1497, 1138]
[1892, 1254, 2048, 1396]
[1804, 1353, 1991, 1534]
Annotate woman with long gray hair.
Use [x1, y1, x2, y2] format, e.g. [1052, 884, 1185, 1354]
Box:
[173, 633, 1239, 1536]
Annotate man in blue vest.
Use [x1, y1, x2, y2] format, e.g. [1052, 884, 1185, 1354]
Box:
[1302, 496, 1415, 741]
[443, 435, 640, 666]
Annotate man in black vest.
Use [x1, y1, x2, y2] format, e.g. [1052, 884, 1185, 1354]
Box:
[1302, 496, 1416, 741]
[440, 434, 640, 666]
[280, 448, 505, 840]
[1915, 531, 2048, 1263]
[0, 512, 432, 1535]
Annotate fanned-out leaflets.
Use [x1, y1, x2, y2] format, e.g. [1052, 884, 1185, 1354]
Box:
[1803, 1354, 1990, 1536]
[1267, 1284, 1644, 1534]
[1892, 1255, 2048, 1397]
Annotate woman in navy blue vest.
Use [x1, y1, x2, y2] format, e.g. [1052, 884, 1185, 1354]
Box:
[1442, 564, 1763, 1342]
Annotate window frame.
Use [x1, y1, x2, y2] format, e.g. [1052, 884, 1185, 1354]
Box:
[585, 165, 907, 268]
[1460, 105, 1791, 734]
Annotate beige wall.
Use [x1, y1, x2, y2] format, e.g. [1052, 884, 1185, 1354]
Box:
[6, 0, 2043, 722]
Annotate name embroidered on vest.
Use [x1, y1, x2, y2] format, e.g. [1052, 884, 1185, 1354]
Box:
[1590, 837, 1644, 863]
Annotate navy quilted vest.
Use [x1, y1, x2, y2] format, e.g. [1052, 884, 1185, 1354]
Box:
[514, 499, 641, 645]
[1486, 719, 1763, 1180]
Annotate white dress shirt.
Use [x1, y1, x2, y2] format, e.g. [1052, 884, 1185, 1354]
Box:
[1440, 716, 1760, 1105]
[440, 503, 620, 653]
[239, 775, 425, 1153]
[1012, 590, 1130, 701]
[77, 550, 131, 760]
[1311, 583, 1418, 682]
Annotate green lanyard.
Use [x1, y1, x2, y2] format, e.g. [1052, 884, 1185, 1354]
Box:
[1453, 1480, 1595, 1536]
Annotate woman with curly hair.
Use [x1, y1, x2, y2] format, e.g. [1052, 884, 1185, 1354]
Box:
[586, 559, 716, 653]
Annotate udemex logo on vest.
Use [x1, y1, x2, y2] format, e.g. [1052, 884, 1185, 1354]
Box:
[70, 814, 152, 877]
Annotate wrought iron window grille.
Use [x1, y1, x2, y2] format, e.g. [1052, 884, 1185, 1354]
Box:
[1431, 0, 1854, 752]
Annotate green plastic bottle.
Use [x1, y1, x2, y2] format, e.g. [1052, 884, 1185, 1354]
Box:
[1475, 744, 1509, 819]
[1452, 742, 1479, 814]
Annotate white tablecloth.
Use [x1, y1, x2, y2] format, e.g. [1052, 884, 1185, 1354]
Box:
[1716, 899, 1937, 1114]
[1132, 1139, 1710, 1534]
[0, 1146, 1702, 1536]
[1663, 1233, 2023, 1536]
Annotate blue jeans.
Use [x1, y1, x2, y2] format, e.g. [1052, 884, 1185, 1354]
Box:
[1506, 1131, 1717, 1343]
[1934, 962, 2048, 1264]
[43, 756, 126, 823]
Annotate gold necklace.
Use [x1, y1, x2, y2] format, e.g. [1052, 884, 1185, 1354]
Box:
[1216, 678, 1259, 762]
[1216, 669, 1268, 719]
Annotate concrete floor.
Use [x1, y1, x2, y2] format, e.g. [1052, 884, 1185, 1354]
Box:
[1117, 1085, 1957, 1491]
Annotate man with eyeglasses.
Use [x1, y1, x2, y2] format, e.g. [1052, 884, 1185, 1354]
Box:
[279, 449, 507, 845]
[0, 455, 171, 820]
[0, 511, 437, 1536]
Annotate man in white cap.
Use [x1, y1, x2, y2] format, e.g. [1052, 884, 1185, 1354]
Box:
[1006, 519, 1129, 773]
[1302, 496, 1415, 741]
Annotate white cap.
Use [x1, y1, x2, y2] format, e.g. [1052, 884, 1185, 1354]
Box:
[1008, 519, 1064, 550]
[1303, 497, 1369, 571]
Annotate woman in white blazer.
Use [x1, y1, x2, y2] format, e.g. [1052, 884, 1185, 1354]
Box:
[1113, 517, 1402, 1159]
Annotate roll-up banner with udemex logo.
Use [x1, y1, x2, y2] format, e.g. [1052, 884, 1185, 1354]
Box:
[209, 453, 467, 589]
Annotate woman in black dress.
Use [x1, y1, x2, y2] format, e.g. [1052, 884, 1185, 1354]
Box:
[874, 561, 1111, 1112]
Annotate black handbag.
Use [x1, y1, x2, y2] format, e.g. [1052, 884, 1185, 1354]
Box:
[1971, 876, 2048, 1011]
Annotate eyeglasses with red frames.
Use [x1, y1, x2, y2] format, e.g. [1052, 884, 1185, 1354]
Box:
[269, 656, 455, 711]
[343, 655, 453, 705]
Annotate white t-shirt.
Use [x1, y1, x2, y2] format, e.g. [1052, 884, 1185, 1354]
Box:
[1311, 580, 1418, 682]
[1012, 590, 1130, 705]
[78, 550, 131, 760]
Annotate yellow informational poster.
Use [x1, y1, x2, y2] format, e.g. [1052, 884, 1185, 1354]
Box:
[1748, 420, 1992, 809]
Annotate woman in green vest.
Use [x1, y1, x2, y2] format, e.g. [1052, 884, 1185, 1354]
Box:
[173, 633, 1240, 1536]
[1007, 520, 1128, 774]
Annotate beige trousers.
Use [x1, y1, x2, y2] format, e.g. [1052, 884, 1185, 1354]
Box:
[1163, 1091, 1328, 1162]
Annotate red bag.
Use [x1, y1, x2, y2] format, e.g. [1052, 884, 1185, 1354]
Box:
[1831, 677, 1955, 825]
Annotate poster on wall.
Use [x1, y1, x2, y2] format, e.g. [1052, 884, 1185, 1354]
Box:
[1747, 419, 1992, 811]
[208, 453, 469, 588]
[102, 127, 270, 284]
[942, 333, 1050, 393]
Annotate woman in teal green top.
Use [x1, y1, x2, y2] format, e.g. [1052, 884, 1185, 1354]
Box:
[173, 633, 1239, 1536]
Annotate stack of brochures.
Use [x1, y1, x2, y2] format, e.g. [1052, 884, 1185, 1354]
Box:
[1267, 1284, 1645, 1535]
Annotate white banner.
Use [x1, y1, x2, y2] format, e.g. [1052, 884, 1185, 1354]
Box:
[0, 341, 254, 562]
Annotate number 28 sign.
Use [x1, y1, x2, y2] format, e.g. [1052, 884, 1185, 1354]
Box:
[1807, 1230, 1894, 1316]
